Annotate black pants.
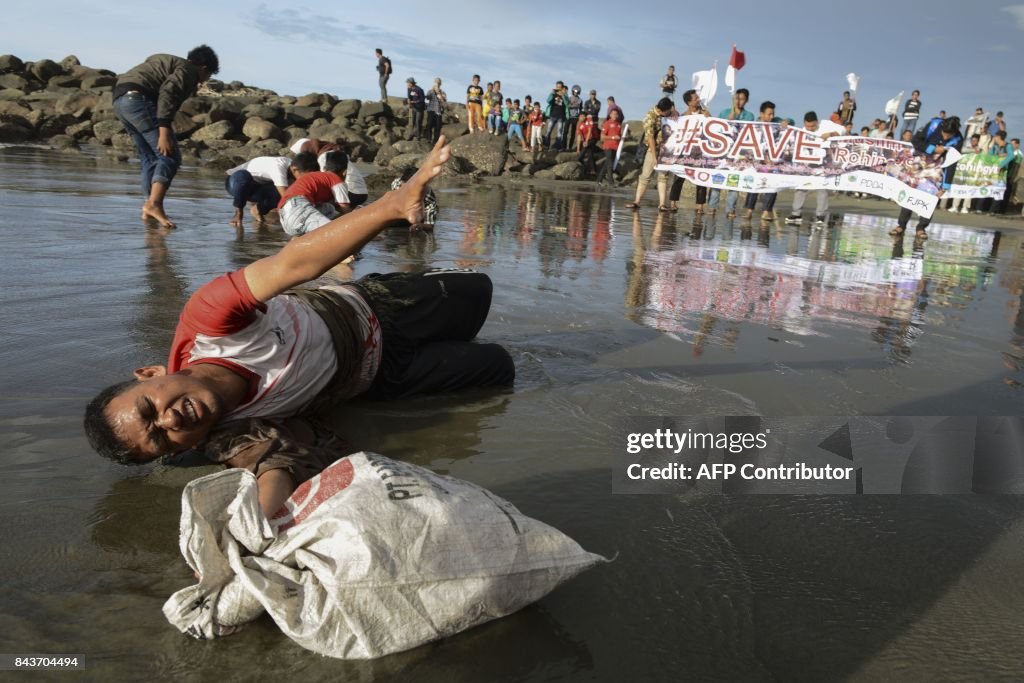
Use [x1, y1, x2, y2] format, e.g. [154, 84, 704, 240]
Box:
[426, 111, 442, 143]
[897, 206, 930, 231]
[597, 149, 616, 183]
[564, 116, 579, 150]
[578, 142, 599, 176]
[744, 192, 777, 212]
[669, 177, 707, 204]
[349, 193, 368, 207]
[357, 270, 515, 399]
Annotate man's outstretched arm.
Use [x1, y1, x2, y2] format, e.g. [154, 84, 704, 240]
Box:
[243, 137, 451, 302]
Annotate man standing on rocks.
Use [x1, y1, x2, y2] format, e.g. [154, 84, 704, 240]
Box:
[375, 49, 392, 102]
[405, 77, 425, 140]
[112, 45, 219, 229]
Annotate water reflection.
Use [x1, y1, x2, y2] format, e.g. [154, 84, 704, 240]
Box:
[623, 210, 1004, 365]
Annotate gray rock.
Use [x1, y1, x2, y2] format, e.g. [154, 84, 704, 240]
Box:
[29, 59, 62, 83]
[92, 119, 123, 144]
[374, 142, 398, 167]
[0, 73, 29, 90]
[60, 55, 81, 71]
[54, 91, 98, 117]
[50, 133, 79, 149]
[242, 103, 282, 123]
[111, 132, 135, 149]
[248, 138, 286, 155]
[550, 161, 583, 180]
[0, 121, 32, 142]
[80, 73, 116, 89]
[440, 122, 468, 141]
[65, 120, 94, 140]
[439, 155, 473, 177]
[0, 89, 26, 101]
[0, 100, 34, 128]
[204, 79, 224, 93]
[283, 126, 308, 145]
[331, 99, 361, 119]
[37, 113, 79, 138]
[191, 120, 235, 142]
[307, 120, 365, 146]
[0, 55, 25, 74]
[242, 117, 285, 142]
[285, 105, 325, 126]
[296, 93, 332, 108]
[392, 139, 432, 154]
[372, 127, 400, 146]
[388, 152, 425, 172]
[358, 100, 391, 123]
[203, 139, 245, 151]
[555, 152, 579, 164]
[208, 98, 248, 124]
[49, 74, 81, 89]
[172, 111, 200, 137]
[179, 97, 212, 117]
[449, 132, 507, 176]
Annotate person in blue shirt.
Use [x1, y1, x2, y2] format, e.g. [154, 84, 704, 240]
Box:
[708, 88, 755, 218]
[987, 111, 1006, 138]
[891, 116, 963, 239]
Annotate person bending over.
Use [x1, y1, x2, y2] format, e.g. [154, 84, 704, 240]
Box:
[290, 138, 369, 207]
[83, 137, 515, 516]
[224, 156, 292, 228]
[113, 45, 220, 229]
[277, 152, 352, 236]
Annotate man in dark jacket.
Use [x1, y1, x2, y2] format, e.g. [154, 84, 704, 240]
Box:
[892, 116, 963, 239]
[405, 77, 426, 140]
[113, 45, 219, 229]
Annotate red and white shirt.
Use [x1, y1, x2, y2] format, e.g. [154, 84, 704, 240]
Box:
[168, 270, 380, 420]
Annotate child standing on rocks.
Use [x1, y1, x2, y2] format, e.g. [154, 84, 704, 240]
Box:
[529, 103, 545, 152]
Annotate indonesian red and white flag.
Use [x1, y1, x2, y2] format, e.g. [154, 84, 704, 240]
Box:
[724, 45, 745, 93]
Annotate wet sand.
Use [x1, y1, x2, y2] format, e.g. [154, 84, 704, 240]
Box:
[2, 146, 1024, 681]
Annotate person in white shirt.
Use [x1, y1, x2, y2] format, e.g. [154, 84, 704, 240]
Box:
[291, 137, 370, 206]
[225, 156, 292, 228]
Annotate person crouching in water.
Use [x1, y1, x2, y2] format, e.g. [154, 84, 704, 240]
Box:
[224, 156, 292, 228]
[278, 152, 352, 237]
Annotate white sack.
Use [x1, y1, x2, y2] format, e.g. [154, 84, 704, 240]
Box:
[163, 452, 606, 659]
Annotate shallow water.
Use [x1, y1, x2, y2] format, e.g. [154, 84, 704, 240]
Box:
[2, 147, 1024, 681]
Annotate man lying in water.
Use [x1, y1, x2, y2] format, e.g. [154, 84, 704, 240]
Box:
[84, 137, 515, 517]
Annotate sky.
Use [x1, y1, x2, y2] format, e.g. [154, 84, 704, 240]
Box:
[3, 0, 1022, 132]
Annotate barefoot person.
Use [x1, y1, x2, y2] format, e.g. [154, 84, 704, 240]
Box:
[112, 45, 220, 229]
[83, 138, 515, 516]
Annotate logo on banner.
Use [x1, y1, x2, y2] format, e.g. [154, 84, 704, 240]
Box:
[898, 190, 907, 203]
[712, 173, 726, 184]
[742, 175, 754, 189]
[980, 187, 989, 196]
[727, 175, 739, 187]
[848, 175, 857, 183]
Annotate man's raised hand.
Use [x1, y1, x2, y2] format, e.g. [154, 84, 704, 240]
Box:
[393, 136, 451, 225]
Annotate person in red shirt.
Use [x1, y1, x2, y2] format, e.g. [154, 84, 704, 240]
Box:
[597, 109, 623, 185]
[277, 152, 352, 236]
[528, 103, 545, 151]
[576, 113, 600, 177]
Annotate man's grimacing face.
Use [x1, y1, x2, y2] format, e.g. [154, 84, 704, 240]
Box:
[104, 367, 226, 462]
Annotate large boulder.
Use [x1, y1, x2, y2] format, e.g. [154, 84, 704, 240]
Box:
[242, 103, 282, 123]
[0, 73, 29, 90]
[0, 100, 34, 128]
[358, 100, 391, 123]
[28, 59, 62, 83]
[80, 73, 116, 89]
[207, 98, 248, 124]
[242, 116, 285, 142]
[440, 122, 468, 141]
[191, 120, 235, 142]
[374, 142, 398, 167]
[37, 113, 80, 138]
[307, 120, 365, 146]
[392, 139, 432, 154]
[48, 74, 82, 89]
[551, 161, 583, 180]
[92, 118, 124, 144]
[50, 133, 79, 150]
[283, 126, 308, 145]
[439, 155, 473, 178]
[331, 99, 361, 120]
[0, 89, 26, 101]
[285, 105, 324, 126]
[65, 120, 95, 140]
[179, 97, 213, 117]
[172, 110, 201, 137]
[449, 133, 507, 176]
[0, 120, 32, 142]
[295, 93, 333, 108]
[388, 152, 425, 172]
[54, 91, 98, 117]
[0, 55, 25, 74]
[555, 151, 579, 164]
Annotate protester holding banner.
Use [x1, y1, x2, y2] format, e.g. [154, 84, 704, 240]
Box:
[742, 101, 783, 221]
[946, 134, 983, 214]
[707, 88, 755, 218]
[891, 116, 963, 239]
[785, 112, 837, 226]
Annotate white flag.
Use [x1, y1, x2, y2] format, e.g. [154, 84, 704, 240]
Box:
[846, 72, 860, 93]
[885, 91, 904, 117]
[691, 65, 718, 108]
[724, 65, 738, 94]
